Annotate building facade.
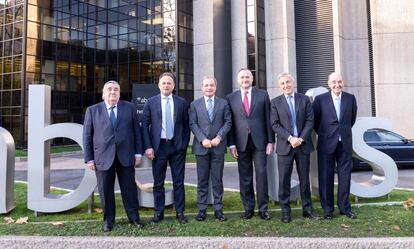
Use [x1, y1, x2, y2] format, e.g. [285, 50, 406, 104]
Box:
[1, 0, 413, 146]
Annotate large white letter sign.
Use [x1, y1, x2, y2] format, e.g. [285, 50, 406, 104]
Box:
[350, 117, 398, 197]
[0, 127, 15, 213]
[28, 85, 96, 213]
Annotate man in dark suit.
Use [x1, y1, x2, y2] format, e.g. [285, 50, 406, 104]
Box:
[227, 68, 275, 220]
[313, 72, 358, 219]
[270, 73, 319, 223]
[189, 76, 232, 222]
[142, 72, 190, 224]
[83, 80, 144, 232]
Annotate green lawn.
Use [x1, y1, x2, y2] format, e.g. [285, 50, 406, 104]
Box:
[1, 183, 414, 237]
[16, 146, 236, 163]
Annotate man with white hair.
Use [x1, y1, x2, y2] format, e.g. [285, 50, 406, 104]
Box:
[83, 80, 144, 232]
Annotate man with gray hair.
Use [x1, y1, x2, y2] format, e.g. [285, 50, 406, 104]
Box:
[83, 80, 144, 232]
[189, 76, 232, 222]
[270, 73, 319, 223]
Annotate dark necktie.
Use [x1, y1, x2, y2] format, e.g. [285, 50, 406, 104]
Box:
[109, 106, 116, 128]
[207, 98, 213, 122]
[287, 96, 298, 137]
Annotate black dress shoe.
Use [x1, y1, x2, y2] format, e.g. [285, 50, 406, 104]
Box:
[151, 213, 164, 223]
[281, 212, 291, 223]
[241, 210, 254, 220]
[340, 211, 357, 219]
[258, 211, 271, 220]
[176, 212, 188, 224]
[324, 213, 334, 220]
[303, 210, 320, 220]
[196, 210, 207, 221]
[130, 220, 145, 229]
[103, 222, 113, 232]
[214, 210, 227, 222]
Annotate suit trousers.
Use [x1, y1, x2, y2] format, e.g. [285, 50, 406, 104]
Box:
[152, 139, 186, 215]
[318, 141, 352, 214]
[278, 148, 313, 214]
[95, 155, 139, 224]
[195, 152, 225, 211]
[237, 134, 269, 212]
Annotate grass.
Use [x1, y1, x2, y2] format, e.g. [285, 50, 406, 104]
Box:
[15, 145, 82, 157]
[15, 146, 237, 163]
[1, 183, 414, 237]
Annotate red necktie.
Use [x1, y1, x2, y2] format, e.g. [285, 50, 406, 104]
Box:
[243, 91, 250, 116]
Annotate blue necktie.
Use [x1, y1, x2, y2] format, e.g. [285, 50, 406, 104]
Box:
[165, 97, 174, 139]
[109, 106, 116, 128]
[207, 98, 213, 122]
[288, 96, 298, 137]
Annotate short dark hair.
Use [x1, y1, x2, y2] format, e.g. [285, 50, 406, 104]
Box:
[158, 72, 175, 83]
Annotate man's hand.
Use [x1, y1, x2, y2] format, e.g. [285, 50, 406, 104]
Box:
[230, 147, 238, 159]
[289, 137, 302, 148]
[145, 148, 155, 160]
[87, 162, 96, 171]
[134, 156, 142, 168]
[202, 139, 212, 148]
[210, 136, 221, 147]
[266, 143, 274, 155]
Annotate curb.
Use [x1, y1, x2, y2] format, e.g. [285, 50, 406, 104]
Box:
[1, 236, 414, 249]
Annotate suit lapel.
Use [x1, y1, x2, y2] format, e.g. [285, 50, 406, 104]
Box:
[114, 101, 122, 130]
[327, 92, 338, 121]
[156, 94, 162, 121]
[340, 93, 348, 121]
[212, 97, 220, 122]
[172, 95, 178, 124]
[280, 95, 294, 132]
[234, 90, 247, 117]
[249, 88, 257, 115]
[294, 94, 300, 117]
[100, 102, 113, 130]
[198, 97, 210, 122]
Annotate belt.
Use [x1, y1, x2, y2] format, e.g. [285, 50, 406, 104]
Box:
[160, 138, 174, 143]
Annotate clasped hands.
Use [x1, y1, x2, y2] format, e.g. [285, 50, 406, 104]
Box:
[202, 136, 221, 149]
[289, 137, 303, 148]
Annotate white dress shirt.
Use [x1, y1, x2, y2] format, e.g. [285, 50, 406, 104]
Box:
[331, 91, 342, 141]
[240, 87, 252, 108]
[161, 94, 174, 139]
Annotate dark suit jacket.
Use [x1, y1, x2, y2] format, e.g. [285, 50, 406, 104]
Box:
[227, 87, 275, 151]
[189, 96, 232, 155]
[313, 91, 357, 154]
[141, 94, 190, 153]
[270, 93, 314, 156]
[83, 100, 142, 170]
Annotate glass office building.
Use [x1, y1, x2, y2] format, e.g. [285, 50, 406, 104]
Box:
[0, 0, 193, 146]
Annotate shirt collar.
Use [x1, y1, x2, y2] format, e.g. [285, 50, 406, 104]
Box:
[161, 94, 172, 99]
[284, 93, 295, 99]
[204, 95, 215, 102]
[331, 91, 342, 100]
[105, 102, 117, 109]
[241, 87, 252, 95]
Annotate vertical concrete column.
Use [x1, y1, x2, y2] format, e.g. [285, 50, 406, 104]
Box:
[193, 0, 214, 99]
[370, 0, 414, 138]
[193, 0, 232, 98]
[264, 0, 299, 203]
[231, 0, 248, 90]
[264, 0, 297, 99]
[332, 0, 372, 116]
